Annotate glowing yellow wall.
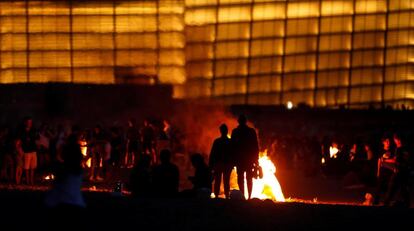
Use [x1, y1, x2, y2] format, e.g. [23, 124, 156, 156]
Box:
[181, 0, 414, 108]
[0, 0, 185, 85]
[0, 0, 413, 108]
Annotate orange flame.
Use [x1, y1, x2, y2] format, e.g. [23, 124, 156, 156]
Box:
[85, 157, 92, 168]
[329, 146, 339, 158]
[44, 174, 54, 180]
[227, 150, 285, 202]
[80, 140, 88, 156]
[250, 150, 285, 202]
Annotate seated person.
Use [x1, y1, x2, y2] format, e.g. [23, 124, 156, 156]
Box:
[129, 154, 152, 197]
[182, 153, 212, 198]
[152, 149, 179, 198]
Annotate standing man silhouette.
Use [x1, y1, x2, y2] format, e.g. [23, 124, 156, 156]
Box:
[209, 124, 232, 198]
[231, 115, 259, 199]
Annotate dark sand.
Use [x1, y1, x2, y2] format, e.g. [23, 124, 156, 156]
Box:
[0, 190, 413, 231]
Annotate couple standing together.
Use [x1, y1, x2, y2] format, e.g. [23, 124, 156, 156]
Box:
[209, 115, 259, 199]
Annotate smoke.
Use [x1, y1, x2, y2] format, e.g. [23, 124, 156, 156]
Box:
[170, 103, 238, 157]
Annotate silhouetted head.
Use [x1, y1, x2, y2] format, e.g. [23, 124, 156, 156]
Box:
[138, 154, 151, 168]
[160, 149, 172, 164]
[229, 190, 244, 200]
[71, 124, 80, 136]
[190, 153, 205, 168]
[237, 115, 247, 126]
[111, 127, 120, 136]
[23, 117, 33, 130]
[219, 124, 228, 137]
[94, 125, 101, 134]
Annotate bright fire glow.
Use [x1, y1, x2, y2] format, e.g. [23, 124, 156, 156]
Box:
[286, 101, 293, 110]
[86, 158, 92, 168]
[80, 140, 88, 156]
[44, 174, 54, 180]
[242, 150, 285, 202]
[329, 146, 339, 158]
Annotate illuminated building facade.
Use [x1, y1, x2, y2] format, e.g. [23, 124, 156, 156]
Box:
[1, 0, 413, 108]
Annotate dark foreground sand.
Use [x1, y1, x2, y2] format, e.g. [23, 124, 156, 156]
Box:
[0, 190, 413, 231]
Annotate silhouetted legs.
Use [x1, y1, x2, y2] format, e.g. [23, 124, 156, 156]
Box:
[373, 168, 392, 205]
[237, 166, 254, 199]
[384, 172, 410, 207]
[213, 166, 232, 198]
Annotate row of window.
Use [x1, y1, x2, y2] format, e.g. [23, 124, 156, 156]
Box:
[176, 78, 413, 106]
[185, 0, 412, 13]
[1, 10, 412, 33]
[3, 32, 411, 53]
[0, 1, 183, 15]
[184, 22, 413, 41]
[1, 48, 411, 69]
[185, 7, 414, 24]
[0, 65, 186, 84]
[1, 33, 185, 50]
[0, 15, 184, 32]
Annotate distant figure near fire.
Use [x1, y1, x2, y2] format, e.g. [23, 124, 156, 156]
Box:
[231, 115, 259, 199]
[209, 124, 232, 199]
[383, 133, 412, 207]
[19, 117, 38, 185]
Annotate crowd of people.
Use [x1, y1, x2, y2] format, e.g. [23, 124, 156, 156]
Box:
[0, 114, 413, 208]
[0, 117, 179, 185]
[263, 131, 413, 206]
[129, 115, 260, 200]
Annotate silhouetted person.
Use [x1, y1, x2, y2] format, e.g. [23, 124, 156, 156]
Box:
[189, 153, 212, 191]
[306, 136, 321, 177]
[19, 117, 38, 185]
[209, 124, 232, 198]
[141, 120, 156, 162]
[89, 125, 106, 181]
[126, 118, 140, 168]
[130, 155, 152, 198]
[231, 115, 259, 199]
[374, 137, 394, 205]
[109, 127, 123, 167]
[384, 133, 411, 207]
[45, 129, 85, 209]
[152, 149, 179, 198]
